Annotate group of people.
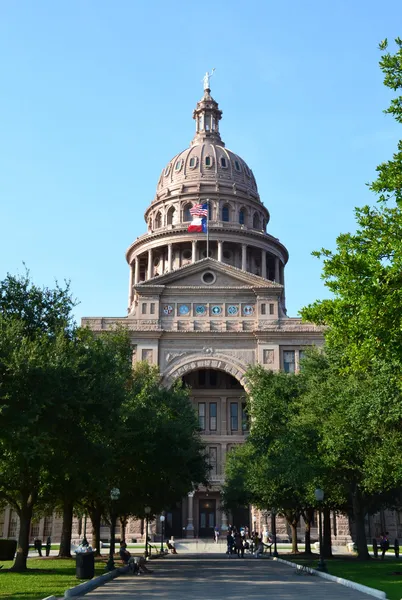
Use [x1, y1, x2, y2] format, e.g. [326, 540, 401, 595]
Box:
[223, 526, 269, 558]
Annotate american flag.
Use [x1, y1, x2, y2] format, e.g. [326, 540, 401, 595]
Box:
[190, 203, 208, 217]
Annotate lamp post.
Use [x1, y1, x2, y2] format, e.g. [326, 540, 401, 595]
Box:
[144, 506, 151, 558]
[314, 488, 327, 572]
[160, 515, 165, 554]
[107, 487, 120, 572]
[271, 509, 278, 558]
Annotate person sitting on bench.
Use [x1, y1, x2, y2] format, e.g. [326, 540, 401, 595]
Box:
[119, 541, 152, 573]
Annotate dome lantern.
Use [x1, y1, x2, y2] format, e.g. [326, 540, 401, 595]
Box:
[192, 88, 223, 147]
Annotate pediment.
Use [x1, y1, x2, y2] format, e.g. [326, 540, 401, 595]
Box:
[134, 258, 283, 290]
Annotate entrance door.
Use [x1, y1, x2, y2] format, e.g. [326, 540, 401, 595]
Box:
[199, 499, 216, 538]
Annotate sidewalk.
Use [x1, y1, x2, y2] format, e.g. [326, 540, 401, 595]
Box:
[74, 555, 379, 600]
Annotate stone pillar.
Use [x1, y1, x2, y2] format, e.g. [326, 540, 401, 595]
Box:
[147, 248, 153, 280]
[168, 243, 173, 272]
[134, 256, 140, 284]
[275, 257, 280, 283]
[221, 397, 228, 435]
[241, 244, 247, 271]
[128, 265, 133, 309]
[38, 517, 45, 540]
[217, 240, 223, 262]
[186, 492, 195, 537]
[3, 507, 11, 538]
[192, 240, 197, 263]
[261, 250, 267, 279]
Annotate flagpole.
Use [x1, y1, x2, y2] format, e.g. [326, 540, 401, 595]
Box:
[206, 198, 209, 258]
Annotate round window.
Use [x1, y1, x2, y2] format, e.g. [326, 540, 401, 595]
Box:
[223, 250, 232, 259]
[183, 249, 192, 259]
[201, 271, 216, 285]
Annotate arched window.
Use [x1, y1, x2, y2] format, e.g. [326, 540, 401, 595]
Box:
[262, 218, 266, 231]
[222, 204, 230, 222]
[208, 202, 213, 220]
[253, 212, 260, 229]
[183, 203, 192, 222]
[167, 206, 176, 226]
[239, 208, 245, 225]
[154, 212, 162, 229]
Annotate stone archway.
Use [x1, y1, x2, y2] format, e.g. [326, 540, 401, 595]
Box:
[162, 353, 249, 391]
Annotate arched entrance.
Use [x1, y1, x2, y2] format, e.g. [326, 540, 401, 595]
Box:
[179, 367, 249, 538]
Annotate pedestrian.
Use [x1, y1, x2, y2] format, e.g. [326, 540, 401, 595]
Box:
[226, 531, 234, 556]
[380, 532, 390, 560]
[234, 532, 244, 558]
[214, 525, 220, 543]
[45, 536, 51, 557]
[34, 538, 43, 557]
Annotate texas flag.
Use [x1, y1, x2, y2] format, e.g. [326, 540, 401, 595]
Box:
[188, 203, 208, 232]
[188, 216, 207, 233]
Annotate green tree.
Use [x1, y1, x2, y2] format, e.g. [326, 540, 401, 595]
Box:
[301, 39, 402, 371]
[0, 273, 77, 570]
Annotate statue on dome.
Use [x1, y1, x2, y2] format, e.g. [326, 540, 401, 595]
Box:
[203, 68, 215, 90]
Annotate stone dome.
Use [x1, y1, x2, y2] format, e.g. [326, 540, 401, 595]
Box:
[157, 142, 258, 196]
[154, 88, 259, 202]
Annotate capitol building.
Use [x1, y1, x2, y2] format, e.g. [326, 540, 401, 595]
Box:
[81, 77, 324, 540]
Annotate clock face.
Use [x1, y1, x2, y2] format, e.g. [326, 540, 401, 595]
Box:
[227, 305, 238, 316]
[211, 305, 222, 315]
[195, 304, 206, 316]
[179, 304, 190, 316]
[163, 305, 173, 315]
[243, 305, 254, 316]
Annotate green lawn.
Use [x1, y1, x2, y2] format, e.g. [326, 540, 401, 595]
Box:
[0, 557, 107, 600]
[287, 555, 402, 600]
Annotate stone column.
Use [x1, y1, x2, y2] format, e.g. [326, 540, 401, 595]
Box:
[217, 240, 223, 263]
[186, 492, 195, 537]
[168, 243, 173, 272]
[241, 244, 247, 271]
[147, 248, 153, 280]
[221, 397, 228, 435]
[3, 507, 11, 538]
[275, 257, 280, 283]
[192, 240, 197, 263]
[134, 256, 140, 284]
[127, 264, 133, 309]
[261, 250, 267, 279]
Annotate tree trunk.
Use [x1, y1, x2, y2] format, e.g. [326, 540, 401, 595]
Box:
[285, 511, 299, 553]
[352, 488, 370, 560]
[88, 505, 102, 556]
[11, 498, 34, 572]
[303, 508, 314, 555]
[59, 498, 74, 557]
[322, 507, 333, 559]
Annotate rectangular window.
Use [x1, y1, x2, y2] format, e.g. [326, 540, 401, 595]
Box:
[261, 304, 266, 315]
[283, 350, 296, 373]
[269, 303, 274, 315]
[209, 403, 217, 431]
[198, 403, 206, 430]
[263, 349, 274, 365]
[241, 402, 249, 432]
[141, 303, 147, 314]
[150, 303, 155, 314]
[230, 403, 238, 431]
[208, 446, 217, 476]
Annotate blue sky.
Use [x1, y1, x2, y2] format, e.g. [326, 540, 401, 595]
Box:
[0, 0, 401, 321]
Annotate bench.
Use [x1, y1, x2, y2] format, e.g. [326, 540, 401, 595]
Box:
[372, 538, 399, 558]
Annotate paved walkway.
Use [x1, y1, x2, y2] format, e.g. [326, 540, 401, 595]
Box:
[76, 555, 377, 600]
